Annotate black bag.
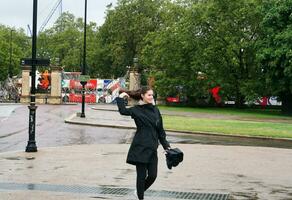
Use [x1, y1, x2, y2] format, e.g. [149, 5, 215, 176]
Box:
[165, 148, 184, 169]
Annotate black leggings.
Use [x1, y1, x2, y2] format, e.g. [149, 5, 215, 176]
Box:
[135, 154, 158, 200]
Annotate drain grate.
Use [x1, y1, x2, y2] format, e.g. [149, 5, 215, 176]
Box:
[0, 182, 229, 200]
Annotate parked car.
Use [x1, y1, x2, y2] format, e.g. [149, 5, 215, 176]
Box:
[166, 96, 180, 103]
[166, 95, 187, 105]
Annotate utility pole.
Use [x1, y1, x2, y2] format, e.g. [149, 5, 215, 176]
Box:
[80, 0, 88, 118]
[9, 29, 14, 78]
[22, 0, 50, 152]
[26, 0, 38, 152]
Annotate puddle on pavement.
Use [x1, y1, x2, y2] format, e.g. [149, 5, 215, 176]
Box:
[231, 192, 259, 200]
[4, 156, 36, 161]
[27, 183, 35, 190]
[114, 177, 125, 180]
[101, 152, 125, 156]
[53, 166, 65, 170]
[168, 133, 292, 149]
[90, 196, 110, 199]
[4, 157, 21, 160]
[25, 157, 35, 160]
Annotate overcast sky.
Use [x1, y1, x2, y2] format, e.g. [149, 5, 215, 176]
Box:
[0, 0, 117, 34]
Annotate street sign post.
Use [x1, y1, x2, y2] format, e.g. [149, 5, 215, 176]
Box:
[79, 75, 90, 82]
[21, 58, 50, 66]
[79, 75, 90, 118]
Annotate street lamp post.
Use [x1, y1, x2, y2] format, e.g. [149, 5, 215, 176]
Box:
[9, 29, 14, 79]
[26, 0, 38, 152]
[80, 0, 87, 118]
[133, 57, 138, 71]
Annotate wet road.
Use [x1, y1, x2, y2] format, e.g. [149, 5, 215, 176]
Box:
[170, 132, 292, 149]
[1, 104, 292, 199]
[0, 104, 291, 153]
[0, 104, 134, 152]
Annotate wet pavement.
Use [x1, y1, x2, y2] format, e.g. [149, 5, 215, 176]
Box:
[1, 144, 292, 200]
[0, 182, 230, 200]
[1, 104, 292, 153]
[1, 103, 292, 199]
[0, 104, 21, 119]
[170, 132, 292, 149]
[68, 104, 292, 150]
[0, 104, 133, 152]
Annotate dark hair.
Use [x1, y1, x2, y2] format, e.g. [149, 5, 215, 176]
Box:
[119, 86, 152, 100]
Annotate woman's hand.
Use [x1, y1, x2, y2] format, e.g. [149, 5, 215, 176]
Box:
[164, 146, 171, 154]
[119, 92, 129, 99]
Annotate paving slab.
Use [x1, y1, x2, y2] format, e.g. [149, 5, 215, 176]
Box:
[0, 144, 292, 199]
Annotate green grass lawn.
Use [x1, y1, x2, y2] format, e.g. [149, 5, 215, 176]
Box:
[162, 116, 292, 139]
[159, 106, 292, 120]
[159, 106, 292, 139]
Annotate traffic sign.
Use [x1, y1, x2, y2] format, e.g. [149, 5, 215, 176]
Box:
[20, 58, 50, 66]
[79, 75, 90, 82]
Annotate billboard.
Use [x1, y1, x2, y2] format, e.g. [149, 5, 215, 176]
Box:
[61, 72, 125, 103]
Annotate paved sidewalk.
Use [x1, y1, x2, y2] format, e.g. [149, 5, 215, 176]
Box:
[1, 144, 292, 199]
[1, 104, 292, 199]
[65, 104, 136, 129]
[65, 104, 292, 143]
[64, 104, 238, 134]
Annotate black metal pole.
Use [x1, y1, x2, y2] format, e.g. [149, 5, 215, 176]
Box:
[83, 0, 87, 76]
[80, 0, 87, 118]
[26, 0, 38, 152]
[9, 29, 14, 79]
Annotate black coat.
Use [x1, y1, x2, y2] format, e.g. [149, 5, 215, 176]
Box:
[116, 97, 170, 165]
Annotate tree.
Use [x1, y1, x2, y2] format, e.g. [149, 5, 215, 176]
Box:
[141, 0, 263, 106]
[257, 0, 292, 113]
[38, 12, 84, 71]
[0, 25, 30, 81]
[98, 0, 169, 78]
[191, 0, 263, 107]
[141, 1, 208, 102]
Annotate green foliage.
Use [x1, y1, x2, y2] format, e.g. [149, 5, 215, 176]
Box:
[0, 25, 30, 81]
[191, 0, 263, 106]
[2, 0, 291, 112]
[141, 2, 205, 100]
[99, 0, 169, 78]
[38, 12, 84, 71]
[37, 12, 106, 78]
[141, 0, 263, 106]
[257, 0, 292, 113]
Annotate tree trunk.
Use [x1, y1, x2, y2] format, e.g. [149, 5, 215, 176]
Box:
[235, 93, 245, 108]
[281, 93, 292, 114]
[234, 82, 245, 108]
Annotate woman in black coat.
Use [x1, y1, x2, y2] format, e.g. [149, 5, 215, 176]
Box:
[117, 86, 171, 200]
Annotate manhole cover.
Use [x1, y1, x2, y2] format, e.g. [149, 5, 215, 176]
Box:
[0, 182, 229, 200]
